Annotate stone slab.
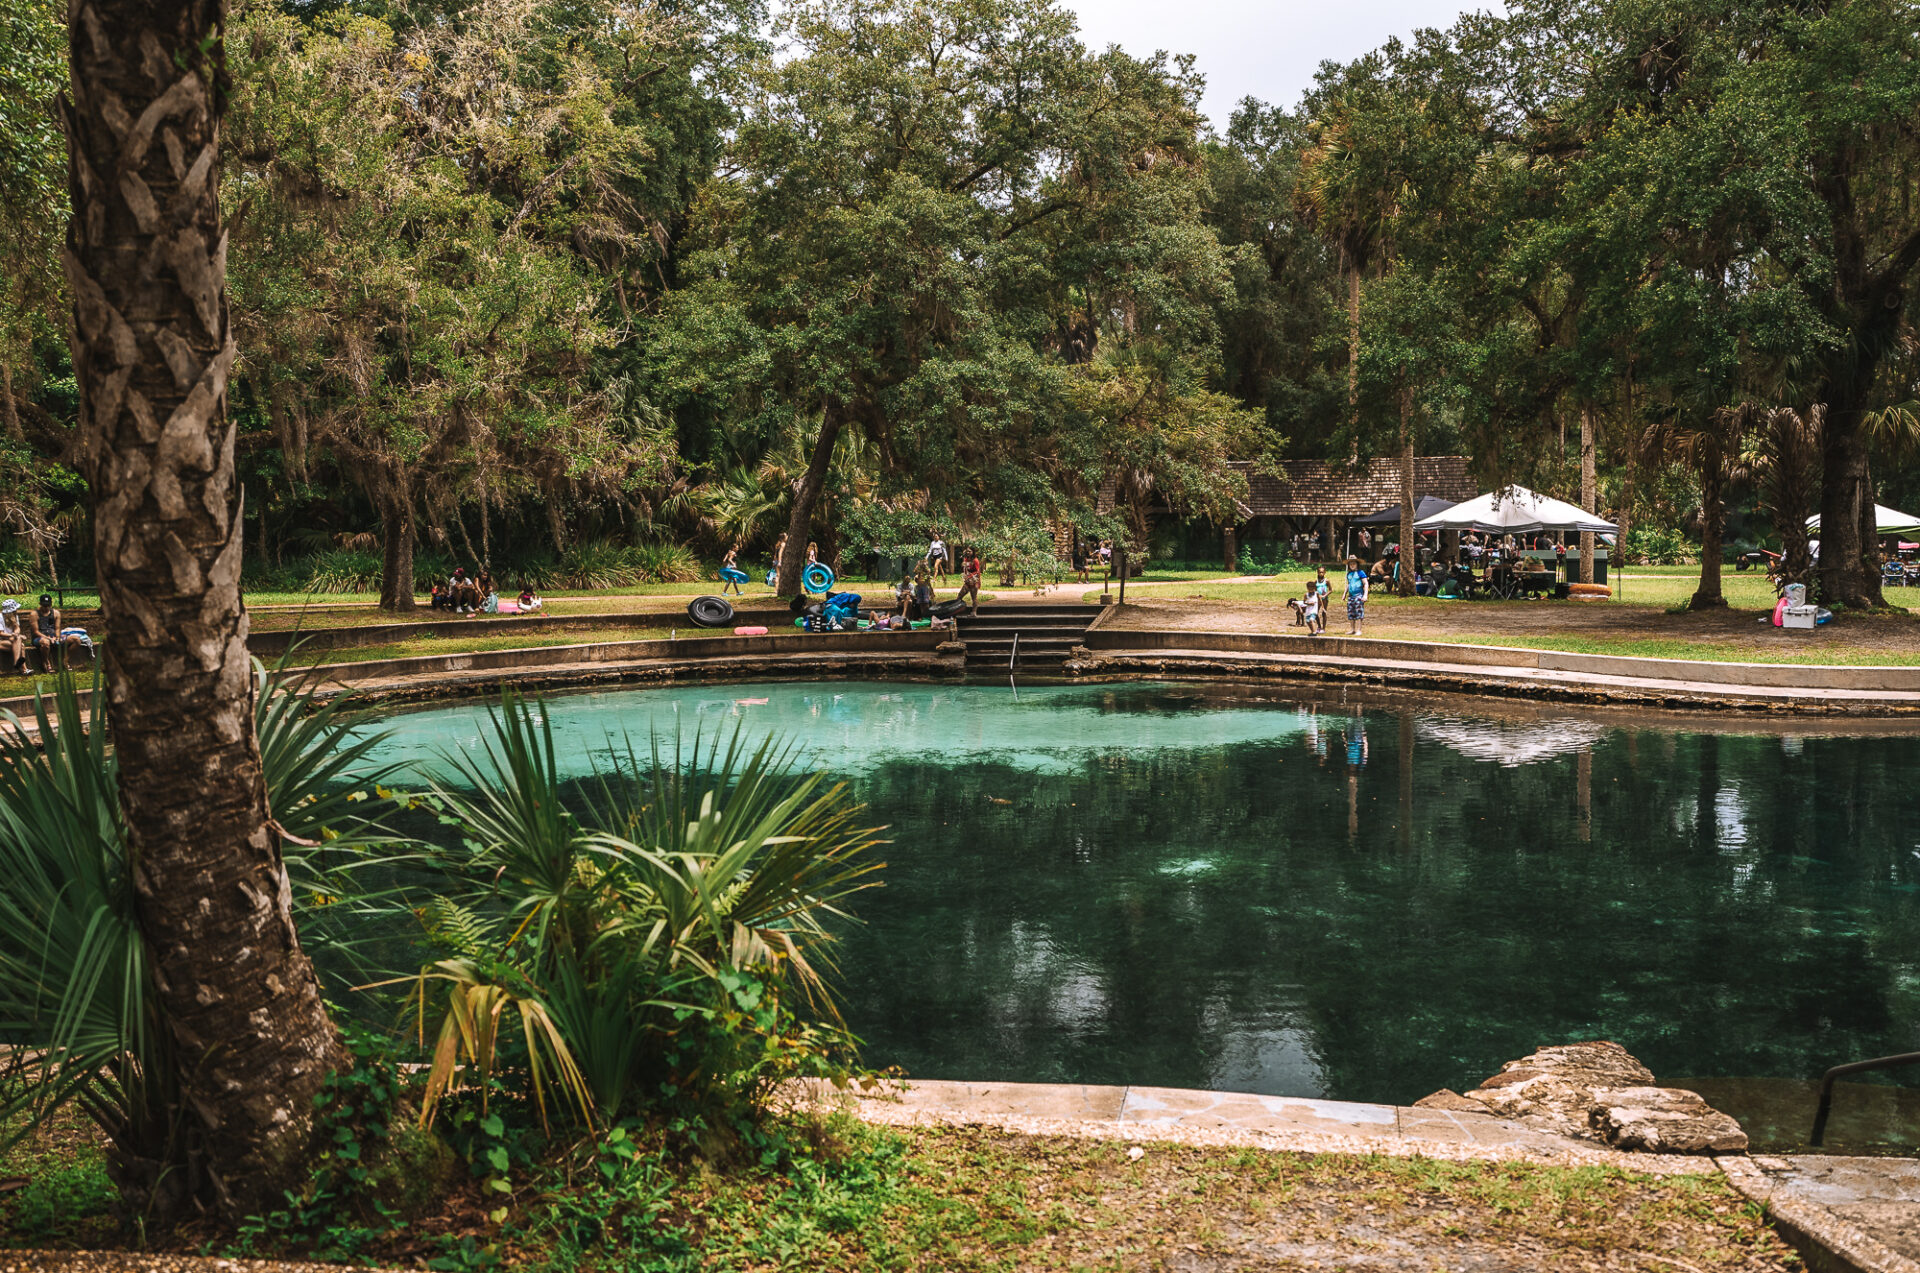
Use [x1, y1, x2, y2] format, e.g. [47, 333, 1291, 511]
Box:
[1768, 1156, 1920, 1265]
[892, 1078, 1127, 1121]
[1721, 1154, 1920, 1273]
[1119, 1086, 1396, 1137]
[1397, 1105, 1586, 1153]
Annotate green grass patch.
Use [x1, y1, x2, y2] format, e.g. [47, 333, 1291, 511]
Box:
[1099, 568, 1809, 611]
[0, 1111, 1797, 1270]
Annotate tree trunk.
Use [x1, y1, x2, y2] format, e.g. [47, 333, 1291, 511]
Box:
[776, 404, 841, 595]
[0, 362, 21, 440]
[379, 487, 416, 611]
[1578, 404, 1597, 584]
[1690, 454, 1727, 610]
[1817, 401, 1883, 608]
[63, 0, 340, 1215]
[1346, 268, 1361, 431]
[1396, 385, 1414, 597]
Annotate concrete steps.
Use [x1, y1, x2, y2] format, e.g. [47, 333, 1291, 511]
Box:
[957, 604, 1097, 672]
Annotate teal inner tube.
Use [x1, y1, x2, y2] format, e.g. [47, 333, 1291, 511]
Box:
[802, 562, 836, 594]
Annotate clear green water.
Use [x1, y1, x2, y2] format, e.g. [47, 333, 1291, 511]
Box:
[363, 679, 1920, 1150]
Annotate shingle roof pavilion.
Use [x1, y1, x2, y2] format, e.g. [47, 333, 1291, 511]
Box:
[1232, 456, 1479, 519]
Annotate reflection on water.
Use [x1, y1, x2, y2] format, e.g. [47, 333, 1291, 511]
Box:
[362, 680, 1920, 1152]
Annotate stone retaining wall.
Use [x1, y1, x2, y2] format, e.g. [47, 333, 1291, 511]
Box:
[306, 628, 944, 684]
[1088, 628, 1920, 692]
[246, 607, 794, 656]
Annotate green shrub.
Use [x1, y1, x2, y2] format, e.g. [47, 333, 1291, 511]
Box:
[1625, 528, 1697, 566]
[0, 543, 43, 594]
[8, 1158, 117, 1239]
[628, 539, 701, 583]
[550, 538, 645, 590]
[0, 667, 406, 1211]
[304, 548, 384, 594]
[405, 698, 882, 1151]
[411, 548, 456, 594]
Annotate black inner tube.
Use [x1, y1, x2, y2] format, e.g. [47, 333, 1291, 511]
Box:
[686, 595, 735, 628]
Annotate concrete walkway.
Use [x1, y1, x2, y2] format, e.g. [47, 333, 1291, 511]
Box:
[842, 1077, 1717, 1175]
[1723, 1155, 1920, 1273]
[1085, 643, 1920, 712]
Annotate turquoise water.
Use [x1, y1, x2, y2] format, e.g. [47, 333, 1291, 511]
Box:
[362, 680, 1920, 1148]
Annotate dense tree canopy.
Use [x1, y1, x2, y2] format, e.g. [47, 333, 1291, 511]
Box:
[1, 0, 1916, 603]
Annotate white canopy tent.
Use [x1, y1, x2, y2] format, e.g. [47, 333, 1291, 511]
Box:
[1414, 485, 1619, 536]
[1804, 505, 1920, 537]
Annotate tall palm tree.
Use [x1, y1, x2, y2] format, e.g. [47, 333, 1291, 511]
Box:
[62, 0, 340, 1215]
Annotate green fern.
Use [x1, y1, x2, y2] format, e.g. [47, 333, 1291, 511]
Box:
[417, 895, 496, 958]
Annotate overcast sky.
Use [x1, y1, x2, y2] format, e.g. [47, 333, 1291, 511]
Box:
[1059, 0, 1497, 128]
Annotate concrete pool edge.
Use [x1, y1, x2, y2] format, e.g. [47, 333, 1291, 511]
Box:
[813, 1076, 1719, 1173]
[812, 1078, 1918, 1273]
[16, 617, 1920, 718]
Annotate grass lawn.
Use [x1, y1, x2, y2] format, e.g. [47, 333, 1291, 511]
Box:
[1101, 567, 1920, 667]
[1098, 565, 1812, 611]
[0, 1110, 1797, 1271]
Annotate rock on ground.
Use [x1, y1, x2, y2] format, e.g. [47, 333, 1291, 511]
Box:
[1419, 1040, 1748, 1154]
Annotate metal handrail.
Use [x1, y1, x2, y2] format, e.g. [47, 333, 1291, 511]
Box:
[1008, 631, 1019, 674]
[1809, 1050, 1920, 1145]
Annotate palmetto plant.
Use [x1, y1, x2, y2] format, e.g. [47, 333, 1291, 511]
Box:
[410, 694, 884, 1130]
[0, 665, 402, 1191]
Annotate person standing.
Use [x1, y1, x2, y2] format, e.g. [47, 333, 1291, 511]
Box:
[958, 548, 983, 613]
[912, 563, 935, 619]
[927, 530, 948, 580]
[767, 534, 787, 586]
[719, 546, 747, 595]
[1344, 555, 1370, 636]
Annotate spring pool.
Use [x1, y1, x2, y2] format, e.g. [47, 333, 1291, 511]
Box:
[359, 679, 1920, 1150]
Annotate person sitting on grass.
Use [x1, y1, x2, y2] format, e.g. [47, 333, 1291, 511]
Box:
[517, 584, 543, 612]
[449, 567, 480, 614]
[894, 575, 914, 621]
[0, 600, 25, 672]
[719, 545, 748, 596]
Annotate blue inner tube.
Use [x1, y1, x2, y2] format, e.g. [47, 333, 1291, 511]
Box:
[802, 563, 836, 594]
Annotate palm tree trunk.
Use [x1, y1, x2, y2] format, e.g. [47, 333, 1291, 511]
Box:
[775, 404, 841, 595]
[1578, 404, 1597, 584]
[1346, 267, 1361, 430]
[63, 0, 340, 1215]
